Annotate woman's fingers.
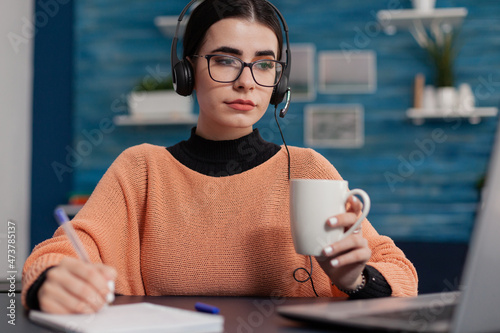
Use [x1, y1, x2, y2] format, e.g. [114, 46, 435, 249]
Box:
[326, 244, 371, 268]
[346, 195, 363, 214]
[61, 258, 113, 301]
[317, 234, 371, 291]
[317, 194, 370, 291]
[38, 257, 116, 314]
[39, 274, 96, 314]
[326, 196, 364, 232]
[322, 235, 370, 262]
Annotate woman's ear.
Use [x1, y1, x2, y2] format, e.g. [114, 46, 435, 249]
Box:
[186, 56, 195, 69]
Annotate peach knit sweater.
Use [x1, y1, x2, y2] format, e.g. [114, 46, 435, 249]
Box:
[22, 144, 418, 306]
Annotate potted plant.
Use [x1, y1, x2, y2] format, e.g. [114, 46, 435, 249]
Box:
[127, 75, 194, 118]
[411, 22, 461, 110]
[411, 0, 436, 12]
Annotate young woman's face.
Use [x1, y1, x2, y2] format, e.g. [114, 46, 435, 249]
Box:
[192, 18, 280, 140]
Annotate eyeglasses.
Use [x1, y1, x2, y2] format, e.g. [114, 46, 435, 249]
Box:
[192, 54, 285, 87]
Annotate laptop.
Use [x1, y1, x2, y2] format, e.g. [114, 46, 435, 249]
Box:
[278, 120, 500, 333]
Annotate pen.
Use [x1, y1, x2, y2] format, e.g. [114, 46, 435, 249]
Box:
[195, 302, 220, 314]
[53, 208, 115, 304]
[54, 208, 91, 262]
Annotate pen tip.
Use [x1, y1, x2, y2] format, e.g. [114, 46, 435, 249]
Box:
[54, 207, 69, 224]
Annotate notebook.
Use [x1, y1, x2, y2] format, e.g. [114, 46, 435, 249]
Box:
[29, 302, 224, 333]
[278, 118, 500, 333]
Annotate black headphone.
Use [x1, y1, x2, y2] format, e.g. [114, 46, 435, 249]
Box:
[170, 0, 292, 117]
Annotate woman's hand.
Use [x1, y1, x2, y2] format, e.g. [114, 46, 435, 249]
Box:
[38, 257, 116, 314]
[315, 196, 371, 291]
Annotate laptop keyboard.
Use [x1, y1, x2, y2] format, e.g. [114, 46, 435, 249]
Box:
[361, 303, 456, 323]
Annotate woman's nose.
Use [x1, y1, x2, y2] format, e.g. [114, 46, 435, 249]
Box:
[233, 66, 255, 90]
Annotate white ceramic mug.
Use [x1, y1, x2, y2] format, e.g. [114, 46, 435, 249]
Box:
[290, 179, 371, 256]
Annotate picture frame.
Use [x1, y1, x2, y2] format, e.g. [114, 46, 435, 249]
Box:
[288, 43, 316, 101]
[318, 50, 376, 94]
[305, 104, 364, 148]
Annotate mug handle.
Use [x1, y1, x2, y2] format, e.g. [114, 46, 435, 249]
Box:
[342, 189, 371, 238]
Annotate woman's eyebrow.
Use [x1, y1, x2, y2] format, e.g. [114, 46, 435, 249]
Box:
[210, 46, 242, 55]
[209, 46, 276, 59]
[255, 50, 276, 58]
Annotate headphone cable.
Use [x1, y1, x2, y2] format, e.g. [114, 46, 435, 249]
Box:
[274, 105, 319, 297]
[274, 105, 290, 180]
[293, 256, 319, 297]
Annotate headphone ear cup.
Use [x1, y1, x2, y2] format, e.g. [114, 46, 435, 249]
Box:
[270, 74, 288, 106]
[172, 59, 194, 96]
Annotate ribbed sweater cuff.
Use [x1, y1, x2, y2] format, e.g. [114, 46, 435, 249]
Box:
[25, 266, 55, 310]
[348, 265, 392, 299]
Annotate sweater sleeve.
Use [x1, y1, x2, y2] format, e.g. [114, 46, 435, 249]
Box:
[362, 219, 418, 296]
[291, 147, 418, 297]
[21, 144, 152, 309]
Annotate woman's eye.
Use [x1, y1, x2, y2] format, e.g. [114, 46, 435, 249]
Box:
[214, 57, 238, 66]
[255, 61, 274, 70]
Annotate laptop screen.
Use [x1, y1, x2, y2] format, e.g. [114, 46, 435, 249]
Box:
[450, 116, 500, 333]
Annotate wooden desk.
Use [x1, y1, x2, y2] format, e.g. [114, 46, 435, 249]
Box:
[1, 293, 356, 332]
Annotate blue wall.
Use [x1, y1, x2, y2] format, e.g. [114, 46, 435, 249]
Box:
[66, 0, 500, 243]
[31, 0, 74, 247]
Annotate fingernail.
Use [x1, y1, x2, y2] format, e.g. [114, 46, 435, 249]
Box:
[352, 196, 358, 202]
[106, 280, 115, 304]
[324, 246, 333, 256]
[328, 217, 338, 226]
[106, 292, 115, 304]
[330, 259, 339, 267]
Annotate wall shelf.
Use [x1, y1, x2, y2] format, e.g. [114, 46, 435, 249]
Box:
[377, 8, 468, 34]
[407, 107, 498, 125]
[114, 114, 198, 126]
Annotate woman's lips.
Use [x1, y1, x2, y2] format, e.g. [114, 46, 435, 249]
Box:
[225, 99, 256, 111]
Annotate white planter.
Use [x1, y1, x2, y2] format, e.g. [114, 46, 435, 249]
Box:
[436, 86, 457, 112]
[422, 85, 437, 110]
[127, 91, 193, 117]
[457, 83, 475, 115]
[411, 0, 436, 11]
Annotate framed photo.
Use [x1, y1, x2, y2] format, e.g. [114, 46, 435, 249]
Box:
[288, 43, 316, 101]
[305, 104, 364, 148]
[318, 50, 376, 94]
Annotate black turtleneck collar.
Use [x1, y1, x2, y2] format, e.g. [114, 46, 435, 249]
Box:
[166, 127, 281, 177]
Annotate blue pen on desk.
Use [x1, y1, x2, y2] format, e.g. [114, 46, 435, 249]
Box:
[195, 302, 220, 314]
[54, 208, 91, 262]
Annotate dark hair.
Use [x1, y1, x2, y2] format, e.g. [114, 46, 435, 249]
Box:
[182, 0, 284, 60]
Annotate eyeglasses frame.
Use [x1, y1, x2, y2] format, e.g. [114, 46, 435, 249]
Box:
[191, 54, 286, 88]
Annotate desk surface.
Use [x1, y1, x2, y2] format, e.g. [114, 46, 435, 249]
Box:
[1, 293, 356, 333]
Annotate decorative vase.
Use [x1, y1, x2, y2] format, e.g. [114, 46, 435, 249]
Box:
[457, 83, 475, 115]
[436, 86, 457, 112]
[422, 85, 437, 111]
[411, 0, 436, 11]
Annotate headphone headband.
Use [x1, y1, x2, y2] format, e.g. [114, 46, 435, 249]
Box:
[170, 0, 291, 114]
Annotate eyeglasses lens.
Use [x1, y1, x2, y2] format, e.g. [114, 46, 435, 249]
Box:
[207, 55, 283, 87]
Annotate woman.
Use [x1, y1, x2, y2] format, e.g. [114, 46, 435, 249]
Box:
[22, 0, 418, 314]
